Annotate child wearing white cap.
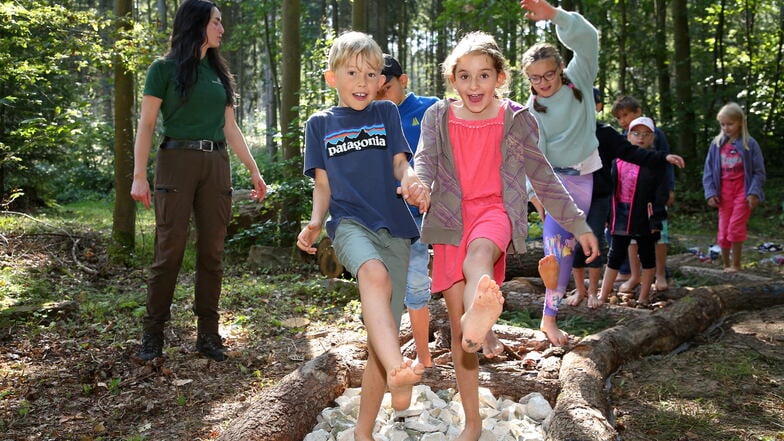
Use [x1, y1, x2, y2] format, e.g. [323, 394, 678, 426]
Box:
[595, 116, 669, 306]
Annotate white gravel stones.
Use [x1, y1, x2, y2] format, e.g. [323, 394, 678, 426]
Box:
[305, 385, 549, 441]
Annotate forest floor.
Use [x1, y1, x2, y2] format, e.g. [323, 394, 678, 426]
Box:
[1, 216, 783, 441]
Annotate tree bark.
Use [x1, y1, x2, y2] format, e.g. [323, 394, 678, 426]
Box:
[110, 0, 135, 259]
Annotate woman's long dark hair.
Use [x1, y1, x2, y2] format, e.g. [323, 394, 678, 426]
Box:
[166, 0, 235, 105]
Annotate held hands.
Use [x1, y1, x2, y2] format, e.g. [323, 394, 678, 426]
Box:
[520, 0, 556, 21]
[398, 174, 431, 214]
[578, 231, 600, 264]
[707, 196, 719, 208]
[130, 178, 152, 210]
[297, 222, 322, 255]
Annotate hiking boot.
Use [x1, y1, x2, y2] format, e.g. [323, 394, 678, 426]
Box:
[138, 332, 163, 361]
[196, 333, 227, 361]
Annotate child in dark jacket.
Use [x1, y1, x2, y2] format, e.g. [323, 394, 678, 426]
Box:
[595, 116, 668, 306]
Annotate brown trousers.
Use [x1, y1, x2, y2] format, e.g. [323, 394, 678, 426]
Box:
[143, 147, 233, 336]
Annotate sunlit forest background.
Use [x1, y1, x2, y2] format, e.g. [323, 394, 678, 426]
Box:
[2, 0, 782, 253]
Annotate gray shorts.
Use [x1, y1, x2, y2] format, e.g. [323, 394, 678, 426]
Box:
[332, 219, 410, 329]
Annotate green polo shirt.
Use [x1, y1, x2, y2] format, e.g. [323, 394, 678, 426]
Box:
[143, 57, 228, 141]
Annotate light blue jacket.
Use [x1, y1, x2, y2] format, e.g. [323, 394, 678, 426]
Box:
[525, 8, 600, 172]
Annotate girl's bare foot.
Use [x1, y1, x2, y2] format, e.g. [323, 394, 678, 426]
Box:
[723, 266, 740, 273]
[564, 291, 586, 307]
[587, 293, 606, 309]
[538, 255, 560, 290]
[388, 359, 425, 411]
[461, 275, 504, 353]
[619, 278, 640, 292]
[482, 330, 505, 358]
[540, 315, 569, 346]
[654, 276, 668, 292]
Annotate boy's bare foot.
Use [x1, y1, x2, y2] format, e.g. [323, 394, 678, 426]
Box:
[587, 293, 606, 309]
[454, 425, 483, 441]
[387, 359, 425, 411]
[461, 275, 504, 353]
[481, 331, 505, 358]
[564, 291, 586, 307]
[353, 432, 374, 441]
[538, 255, 560, 290]
[619, 278, 640, 292]
[654, 276, 668, 292]
[540, 315, 569, 346]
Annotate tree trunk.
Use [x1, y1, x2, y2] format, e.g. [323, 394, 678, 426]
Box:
[671, 0, 697, 162]
[280, 0, 301, 242]
[655, 0, 671, 122]
[352, 0, 367, 32]
[110, 0, 135, 260]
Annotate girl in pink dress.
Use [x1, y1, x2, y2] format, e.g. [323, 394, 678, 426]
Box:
[414, 31, 597, 440]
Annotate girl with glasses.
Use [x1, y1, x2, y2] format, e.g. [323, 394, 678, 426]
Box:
[520, 0, 602, 346]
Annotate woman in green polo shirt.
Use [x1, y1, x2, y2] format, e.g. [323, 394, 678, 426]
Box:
[130, 0, 267, 362]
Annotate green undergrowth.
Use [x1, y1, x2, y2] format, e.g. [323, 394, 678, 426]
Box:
[499, 309, 616, 337]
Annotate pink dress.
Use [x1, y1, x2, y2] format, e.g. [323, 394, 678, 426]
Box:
[431, 104, 512, 293]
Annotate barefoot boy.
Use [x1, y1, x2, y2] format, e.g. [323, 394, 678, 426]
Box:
[296, 31, 429, 440]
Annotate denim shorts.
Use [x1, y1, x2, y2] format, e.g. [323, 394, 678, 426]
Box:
[405, 216, 431, 310]
[332, 219, 410, 328]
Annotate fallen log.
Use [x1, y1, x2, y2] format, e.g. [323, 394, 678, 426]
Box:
[217, 344, 363, 441]
[218, 337, 561, 441]
[546, 281, 784, 441]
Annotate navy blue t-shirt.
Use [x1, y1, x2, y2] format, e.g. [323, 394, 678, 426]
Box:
[304, 100, 419, 241]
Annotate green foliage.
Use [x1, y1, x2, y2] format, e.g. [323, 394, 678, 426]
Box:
[499, 309, 615, 337]
[0, 1, 164, 205]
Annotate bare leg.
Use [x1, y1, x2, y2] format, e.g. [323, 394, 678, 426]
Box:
[356, 260, 422, 412]
[721, 246, 732, 270]
[408, 306, 432, 367]
[654, 242, 669, 291]
[460, 239, 504, 354]
[592, 266, 618, 308]
[729, 241, 743, 272]
[565, 267, 586, 306]
[620, 243, 641, 292]
[637, 267, 655, 305]
[587, 267, 601, 298]
[443, 282, 483, 441]
[354, 343, 386, 441]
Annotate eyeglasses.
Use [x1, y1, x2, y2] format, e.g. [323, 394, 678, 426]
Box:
[630, 131, 653, 138]
[527, 69, 558, 84]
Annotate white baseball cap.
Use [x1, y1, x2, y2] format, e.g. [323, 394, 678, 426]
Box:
[629, 116, 655, 132]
